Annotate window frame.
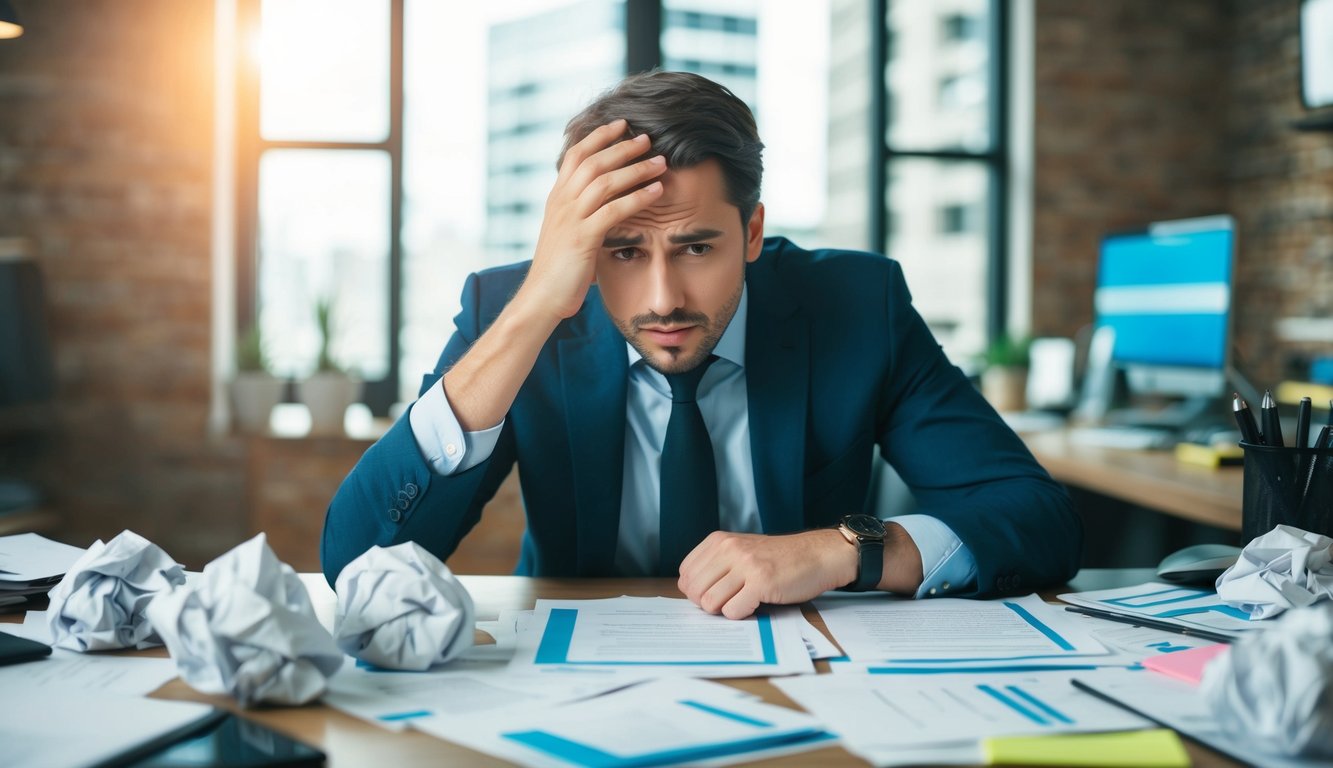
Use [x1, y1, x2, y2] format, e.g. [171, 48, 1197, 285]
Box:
[871, 0, 1010, 346]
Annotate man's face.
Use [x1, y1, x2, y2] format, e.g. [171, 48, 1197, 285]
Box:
[596, 159, 765, 375]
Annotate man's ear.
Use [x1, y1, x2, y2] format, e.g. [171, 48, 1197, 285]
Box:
[745, 203, 765, 263]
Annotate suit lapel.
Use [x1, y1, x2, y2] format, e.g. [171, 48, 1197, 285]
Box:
[745, 262, 810, 535]
[559, 298, 629, 576]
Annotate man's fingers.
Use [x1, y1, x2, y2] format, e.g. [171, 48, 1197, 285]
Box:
[721, 585, 763, 620]
[574, 155, 666, 218]
[564, 132, 652, 195]
[587, 181, 663, 232]
[557, 119, 628, 183]
[697, 570, 745, 615]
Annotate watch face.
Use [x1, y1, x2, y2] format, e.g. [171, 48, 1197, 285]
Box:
[842, 513, 884, 538]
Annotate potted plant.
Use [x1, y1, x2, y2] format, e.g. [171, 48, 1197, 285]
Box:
[299, 298, 362, 435]
[229, 324, 284, 433]
[980, 333, 1031, 413]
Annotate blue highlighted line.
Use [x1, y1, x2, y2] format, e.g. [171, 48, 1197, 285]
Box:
[1005, 685, 1073, 724]
[378, 709, 432, 722]
[1003, 601, 1075, 651]
[977, 684, 1048, 726]
[679, 700, 772, 728]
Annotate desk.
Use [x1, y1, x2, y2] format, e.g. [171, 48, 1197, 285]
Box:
[1021, 430, 1243, 531]
[83, 575, 1239, 768]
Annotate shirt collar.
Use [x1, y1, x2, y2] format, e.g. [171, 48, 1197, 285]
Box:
[624, 283, 748, 371]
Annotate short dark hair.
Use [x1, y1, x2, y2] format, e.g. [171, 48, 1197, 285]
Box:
[560, 70, 764, 224]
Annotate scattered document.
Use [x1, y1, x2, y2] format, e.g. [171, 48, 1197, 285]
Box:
[795, 611, 842, 660]
[414, 677, 836, 768]
[511, 596, 813, 678]
[814, 593, 1109, 662]
[775, 672, 1151, 767]
[1060, 582, 1256, 638]
[0, 647, 179, 696]
[0, 533, 85, 607]
[0, 689, 214, 768]
[1073, 669, 1313, 768]
[326, 654, 645, 732]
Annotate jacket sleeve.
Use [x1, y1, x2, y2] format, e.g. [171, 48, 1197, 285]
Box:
[320, 271, 518, 586]
[875, 261, 1082, 597]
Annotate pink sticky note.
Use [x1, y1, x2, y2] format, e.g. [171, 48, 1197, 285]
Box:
[1142, 644, 1229, 684]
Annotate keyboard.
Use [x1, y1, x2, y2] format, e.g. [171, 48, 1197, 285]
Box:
[1067, 425, 1177, 451]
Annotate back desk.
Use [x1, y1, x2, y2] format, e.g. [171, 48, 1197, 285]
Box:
[1020, 429, 1243, 532]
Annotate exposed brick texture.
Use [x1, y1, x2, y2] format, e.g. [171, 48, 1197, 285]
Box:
[1033, 0, 1333, 383]
[0, 0, 245, 567]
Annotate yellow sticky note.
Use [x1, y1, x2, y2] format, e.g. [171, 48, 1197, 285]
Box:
[983, 729, 1189, 767]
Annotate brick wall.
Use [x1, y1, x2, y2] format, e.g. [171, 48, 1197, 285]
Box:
[0, 0, 245, 567]
[1032, 0, 1333, 384]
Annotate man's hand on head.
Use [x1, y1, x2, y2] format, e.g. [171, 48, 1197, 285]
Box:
[517, 119, 668, 322]
[676, 524, 926, 620]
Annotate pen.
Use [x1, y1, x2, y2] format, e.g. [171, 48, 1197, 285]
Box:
[1296, 396, 1312, 449]
[1232, 393, 1262, 445]
[1063, 606, 1235, 644]
[1261, 389, 1284, 448]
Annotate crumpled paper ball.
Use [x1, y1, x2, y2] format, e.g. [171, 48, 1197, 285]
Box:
[1216, 524, 1333, 619]
[334, 541, 475, 670]
[145, 533, 343, 706]
[1201, 602, 1333, 759]
[46, 529, 186, 651]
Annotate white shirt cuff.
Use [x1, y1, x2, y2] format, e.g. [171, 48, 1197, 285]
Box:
[890, 514, 978, 599]
[408, 379, 504, 475]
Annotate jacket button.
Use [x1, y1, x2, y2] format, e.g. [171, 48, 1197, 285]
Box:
[397, 497, 410, 510]
[388, 508, 402, 523]
[405, 482, 418, 498]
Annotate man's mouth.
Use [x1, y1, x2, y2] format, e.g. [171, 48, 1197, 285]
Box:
[639, 325, 697, 346]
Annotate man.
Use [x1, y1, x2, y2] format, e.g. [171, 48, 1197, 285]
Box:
[322, 71, 1081, 619]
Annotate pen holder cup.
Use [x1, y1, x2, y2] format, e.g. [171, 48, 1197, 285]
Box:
[1240, 442, 1333, 543]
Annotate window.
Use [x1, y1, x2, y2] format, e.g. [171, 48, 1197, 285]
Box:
[236, 0, 1008, 412]
[876, 0, 1006, 363]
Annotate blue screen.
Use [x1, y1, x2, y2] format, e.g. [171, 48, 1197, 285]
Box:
[1094, 225, 1233, 370]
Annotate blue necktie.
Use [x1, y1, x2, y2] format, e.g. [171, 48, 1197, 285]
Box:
[658, 355, 719, 576]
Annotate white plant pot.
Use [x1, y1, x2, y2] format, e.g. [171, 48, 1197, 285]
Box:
[300, 372, 362, 436]
[229, 372, 284, 433]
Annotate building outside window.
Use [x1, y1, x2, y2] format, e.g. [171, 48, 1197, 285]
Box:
[236, 0, 1007, 413]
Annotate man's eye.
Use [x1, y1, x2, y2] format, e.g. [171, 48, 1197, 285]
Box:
[611, 248, 638, 261]
[683, 243, 712, 256]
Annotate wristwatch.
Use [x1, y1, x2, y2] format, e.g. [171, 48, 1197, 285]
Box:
[836, 513, 886, 592]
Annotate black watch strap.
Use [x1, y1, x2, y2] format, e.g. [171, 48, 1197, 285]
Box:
[850, 536, 884, 592]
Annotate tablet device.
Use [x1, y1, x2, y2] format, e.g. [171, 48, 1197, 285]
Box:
[121, 711, 325, 768]
[0, 630, 51, 666]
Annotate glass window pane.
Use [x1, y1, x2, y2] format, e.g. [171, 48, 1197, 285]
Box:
[259, 0, 390, 142]
[885, 0, 990, 152]
[664, 1, 871, 250]
[885, 158, 990, 363]
[400, 0, 625, 403]
[258, 149, 390, 379]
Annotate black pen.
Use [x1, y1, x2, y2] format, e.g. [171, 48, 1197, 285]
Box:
[1232, 393, 1262, 445]
[1261, 389, 1284, 448]
[1296, 397, 1312, 449]
[1063, 605, 1235, 644]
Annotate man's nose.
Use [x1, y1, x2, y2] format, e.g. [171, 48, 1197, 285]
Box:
[645, 254, 685, 318]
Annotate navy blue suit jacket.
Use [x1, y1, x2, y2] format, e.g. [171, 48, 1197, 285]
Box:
[322, 237, 1081, 595]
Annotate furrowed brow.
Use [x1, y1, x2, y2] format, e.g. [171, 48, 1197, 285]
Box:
[667, 229, 724, 245]
[602, 233, 645, 248]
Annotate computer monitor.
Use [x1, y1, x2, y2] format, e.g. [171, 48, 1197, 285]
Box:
[1093, 215, 1235, 425]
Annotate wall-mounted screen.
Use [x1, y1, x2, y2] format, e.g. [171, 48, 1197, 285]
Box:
[1302, 0, 1333, 109]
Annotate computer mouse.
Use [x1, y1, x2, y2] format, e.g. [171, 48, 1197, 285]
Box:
[1156, 544, 1243, 586]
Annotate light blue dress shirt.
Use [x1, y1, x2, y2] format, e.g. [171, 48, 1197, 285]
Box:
[409, 286, 978, 596]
